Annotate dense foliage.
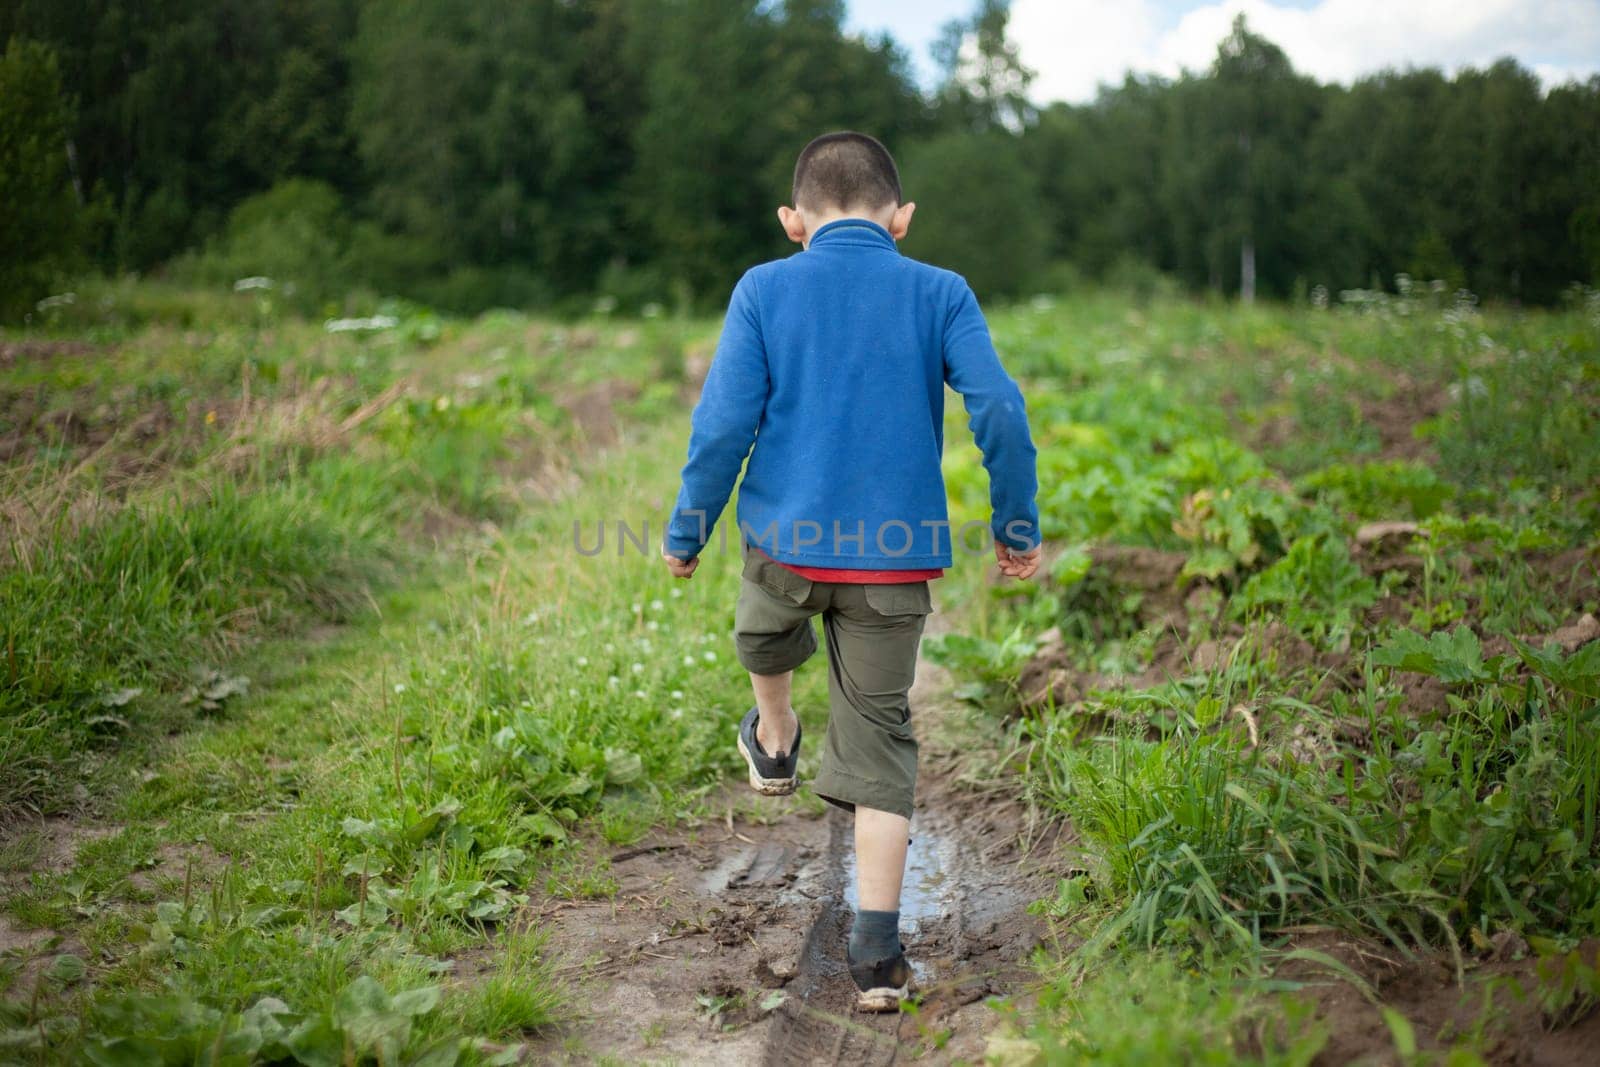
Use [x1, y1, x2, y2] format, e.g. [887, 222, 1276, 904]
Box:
[2, 1, 1598, 316]
[929, 288, 1600, 1015]
[0, 38, 86, 320]
[1028, 29, 1600, 304]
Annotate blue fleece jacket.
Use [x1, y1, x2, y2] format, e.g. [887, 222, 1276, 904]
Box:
[664, 218, 1039, 569]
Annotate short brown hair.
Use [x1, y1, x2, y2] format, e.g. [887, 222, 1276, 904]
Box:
[791, 132, 902, 212]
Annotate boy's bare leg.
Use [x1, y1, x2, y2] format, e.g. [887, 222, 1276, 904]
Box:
[750, 671, 799, 756]
[850, 805, 911, 1008]
[854, 806, 909, 911]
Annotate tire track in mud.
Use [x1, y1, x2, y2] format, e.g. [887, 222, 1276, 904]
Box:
[526, 625, 1060, 1065]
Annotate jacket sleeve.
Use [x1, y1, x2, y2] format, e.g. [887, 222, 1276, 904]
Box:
[942, 280, 1041, 551]
[664, 271, 769, 559]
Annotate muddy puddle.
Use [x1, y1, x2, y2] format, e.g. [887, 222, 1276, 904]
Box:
[842, 827, 961, 935]
[703, 821, 968, 938]
[524, 642, 1059, 1065]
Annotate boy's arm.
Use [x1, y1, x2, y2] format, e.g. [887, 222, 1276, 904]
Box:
[663, 272, 769, 564]
[942, 281, 1041, 559]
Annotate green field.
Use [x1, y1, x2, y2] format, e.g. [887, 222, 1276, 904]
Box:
[2, 280, 1599, 1063]
[941, 287, 1600, 1063]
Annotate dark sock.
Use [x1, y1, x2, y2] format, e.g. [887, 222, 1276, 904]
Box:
[849, 909, 901, 963]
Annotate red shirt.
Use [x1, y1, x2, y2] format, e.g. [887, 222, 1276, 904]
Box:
[760, 548, 942, 584]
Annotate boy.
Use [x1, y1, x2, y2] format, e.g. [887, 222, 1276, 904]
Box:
[661, 131, 1040, 1012]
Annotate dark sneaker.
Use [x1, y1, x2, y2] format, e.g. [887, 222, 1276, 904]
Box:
[848, 943, 912, 1013]
[736, 705, 801, 796]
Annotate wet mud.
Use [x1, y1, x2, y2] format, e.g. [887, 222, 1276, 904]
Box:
[524, 637, 1058, 1065]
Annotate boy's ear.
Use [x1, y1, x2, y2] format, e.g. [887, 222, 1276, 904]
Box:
[887, 201, 916, 241]
[777, 206, 807, 245]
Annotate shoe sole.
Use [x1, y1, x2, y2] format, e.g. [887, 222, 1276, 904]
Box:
[736, 733, 797, 796]
[855, 985, 909, 1013]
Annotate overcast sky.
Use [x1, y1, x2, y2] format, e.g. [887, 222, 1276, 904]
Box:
[846, 0, 1600, 103]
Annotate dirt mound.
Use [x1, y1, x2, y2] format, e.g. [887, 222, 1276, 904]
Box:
[1020, 619, 1353, 716]
[1191, 621, 1351, 678]
[1352, 520, 1427, 582]
[1081, 544, 1194, 631]
[1279, 933, 1600, 1066]
[1362, 380, 1447, 463]
[1354, 521, 1422, 549]
[1246, 375, 1446, 465]
[1019, 628, 1186, 713]
[1479, 612, 1600, 660]
[1016, 628, 1081, 711]
[559, 380, 640, 448]
[0, 818, 122, 1000]
[0, 339, 102, 367]
[1393, 613, 1600, 717]
[1532, 546, 1600, 612]
[1016, 526, 1599, 729]
[1547, 611, 1600, 653]
[1018, 544, 1213, 712]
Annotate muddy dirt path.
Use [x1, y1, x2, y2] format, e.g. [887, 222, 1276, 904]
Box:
[525, 628, 1062, 1065]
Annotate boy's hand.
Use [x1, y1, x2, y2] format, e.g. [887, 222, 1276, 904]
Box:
[662, 552, 699, 579]
[994, 542, 1042, 581]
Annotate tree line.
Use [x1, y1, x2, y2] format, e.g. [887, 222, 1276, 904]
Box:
[3, 0, 1597, 320]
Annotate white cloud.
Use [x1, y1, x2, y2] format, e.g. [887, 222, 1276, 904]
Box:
[1007, 2, 1160, 102]
[1010, 0, 1600, 103]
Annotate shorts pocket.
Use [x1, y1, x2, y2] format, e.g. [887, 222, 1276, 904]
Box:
[862, 582, 933, 617]
[742, 551, 813, 606]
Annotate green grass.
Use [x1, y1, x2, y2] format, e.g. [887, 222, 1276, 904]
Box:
[4, 281, 1598, 1060]
[1025, 653, 1600, 959]
[994, 953, 1330, 1065]
[932, 286, 1600, 1054]
[2, 292, 747, 1061]
[0, 296, 707, 817]
[2, 415, 773, 1061]
[2, 472, 393, 805]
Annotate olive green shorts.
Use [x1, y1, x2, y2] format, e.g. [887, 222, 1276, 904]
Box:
[733, 551, 932, 820]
